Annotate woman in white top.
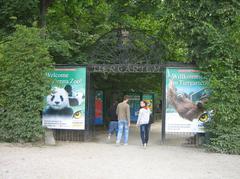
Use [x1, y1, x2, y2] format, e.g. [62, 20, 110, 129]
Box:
[136, 101, 151, 148]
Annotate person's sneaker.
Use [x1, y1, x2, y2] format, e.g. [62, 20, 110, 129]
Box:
[143, 143, 147, 149]
[124, 143, 128, 146]
[116, 141, 120, 146]
[107, 135, 111, 140]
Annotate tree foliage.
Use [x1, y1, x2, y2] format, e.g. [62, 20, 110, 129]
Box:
[46, 0, 185, 63]
[0, 0, 39, 37]
[46, 0, 112, 63]
[0, 25, 53, 142]
[0, 0, 239, 153]
[164, 0, 240, 154]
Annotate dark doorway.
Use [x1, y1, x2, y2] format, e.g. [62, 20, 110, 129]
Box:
[86, 71, 164, 145]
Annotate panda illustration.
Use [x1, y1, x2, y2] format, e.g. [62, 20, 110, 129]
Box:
[64, 84, 85, 106]
[43, 87, 73, 117]
[74, 91, 84, 106]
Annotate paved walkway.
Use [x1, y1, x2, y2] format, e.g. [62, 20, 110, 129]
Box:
[0, 122, 239, 179]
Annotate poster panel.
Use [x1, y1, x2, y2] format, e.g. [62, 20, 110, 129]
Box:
[42, 67, 86, 130]
[94, 90, 103, 125]
[166, 68, 210, 133]
[142, 94, 153, 113]
[128, 94, 141, 122]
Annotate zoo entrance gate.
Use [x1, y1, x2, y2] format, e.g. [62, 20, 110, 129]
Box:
[53, 62, 197, 144]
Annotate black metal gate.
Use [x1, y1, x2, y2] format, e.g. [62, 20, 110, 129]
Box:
[53, 28, 197, 145]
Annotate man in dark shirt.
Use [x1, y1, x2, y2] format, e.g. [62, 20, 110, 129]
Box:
[107, 101, 118, 140]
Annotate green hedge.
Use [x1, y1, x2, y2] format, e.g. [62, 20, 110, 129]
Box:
[203, 57, 240, 154]
[200, 19, 240, 154]
[165, 1, 240, 154]
[0, 26, 53, 142]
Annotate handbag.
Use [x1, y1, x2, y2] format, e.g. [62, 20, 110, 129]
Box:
[149, 113, 154, 124]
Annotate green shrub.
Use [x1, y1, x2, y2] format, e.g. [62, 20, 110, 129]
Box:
[165, 0, 240, 154]
[200, 19, 240, 154]
[0, 25, 53, 142]
[203, 58, 240, 154]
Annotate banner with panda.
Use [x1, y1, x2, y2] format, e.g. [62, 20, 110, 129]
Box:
[42, 67, 86, 130]
[165, 68, 211, 133]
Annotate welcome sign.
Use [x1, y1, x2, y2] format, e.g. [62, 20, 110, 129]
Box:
[42, 67, 86, 130]
[165, 68, 210, 133]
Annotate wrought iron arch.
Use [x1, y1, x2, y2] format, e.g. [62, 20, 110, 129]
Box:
[87, 28, 166, 65]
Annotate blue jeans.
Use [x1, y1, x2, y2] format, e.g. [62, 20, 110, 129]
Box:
[140, 124, 150, 145]
[116, 120, 129, 144]
[108, 121, 118, 136]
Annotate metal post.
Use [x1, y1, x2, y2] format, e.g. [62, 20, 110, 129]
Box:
[84, 67, 91, 140]
[161, 67, 166, 144]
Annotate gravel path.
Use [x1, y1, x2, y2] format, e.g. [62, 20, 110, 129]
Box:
[0, 122, 239, 179]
